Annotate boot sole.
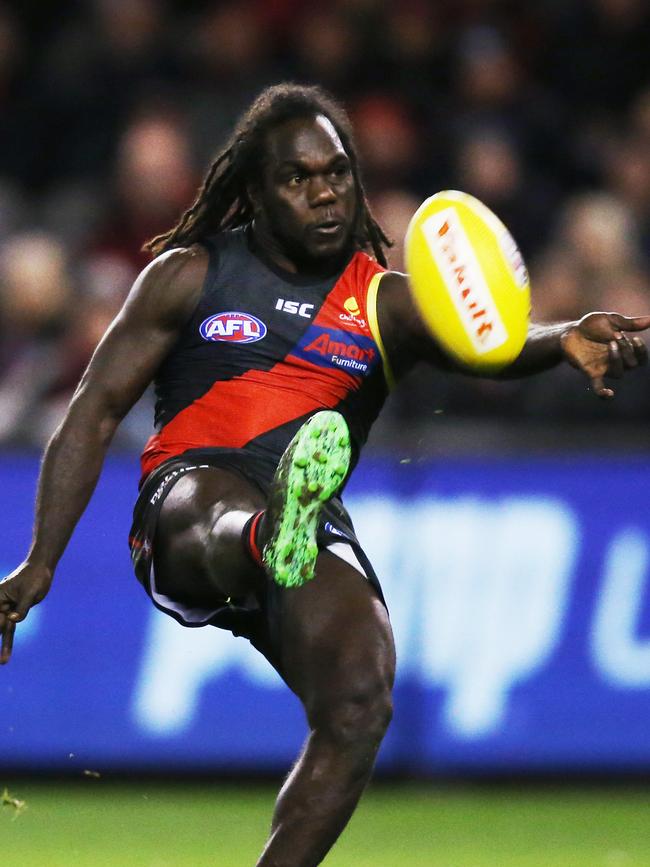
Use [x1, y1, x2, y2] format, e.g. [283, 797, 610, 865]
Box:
[263, 411, 351, 588]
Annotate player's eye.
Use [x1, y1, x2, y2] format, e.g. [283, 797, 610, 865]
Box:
[331, 163, 351, 179]
[287, 174, 305, 187]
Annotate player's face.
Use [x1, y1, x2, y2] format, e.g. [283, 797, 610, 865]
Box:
[253, 115, 358, 271]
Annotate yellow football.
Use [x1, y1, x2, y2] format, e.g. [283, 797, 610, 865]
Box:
[404, 190, 531, 372]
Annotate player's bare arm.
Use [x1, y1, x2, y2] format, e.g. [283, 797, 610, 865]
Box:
[473, 312, 650, 398]
[377, 270, 650, 396]
[0, 246, 208, 664]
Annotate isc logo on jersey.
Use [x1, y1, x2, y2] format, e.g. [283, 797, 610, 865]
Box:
[199, 312, 267, 344]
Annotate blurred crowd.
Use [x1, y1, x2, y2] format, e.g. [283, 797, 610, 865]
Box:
[1, 0, 650, 450]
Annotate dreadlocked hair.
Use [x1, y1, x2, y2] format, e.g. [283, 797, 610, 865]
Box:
[144, 82, 392, 266]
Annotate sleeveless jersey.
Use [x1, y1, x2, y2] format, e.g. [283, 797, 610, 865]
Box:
[140, 228, 391, 480]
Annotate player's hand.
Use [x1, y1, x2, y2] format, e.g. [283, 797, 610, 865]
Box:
[0, 562, 52, 665]
[561, 312, 650, 399]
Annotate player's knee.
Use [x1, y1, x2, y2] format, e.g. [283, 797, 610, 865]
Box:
[312, 677, 393, 752]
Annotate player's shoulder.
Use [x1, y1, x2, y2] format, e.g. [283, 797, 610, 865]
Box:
[142, 244, 209, 290]
[376, 270, 411, 312]
[126, 244, 209, 326]
[380, 269, 407, 288]
[375, 269, 430, 350]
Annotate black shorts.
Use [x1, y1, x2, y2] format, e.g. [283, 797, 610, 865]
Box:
[129, 448, 385, 673]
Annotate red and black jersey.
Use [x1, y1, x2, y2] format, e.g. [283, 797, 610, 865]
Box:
[140, 228, 391, 481]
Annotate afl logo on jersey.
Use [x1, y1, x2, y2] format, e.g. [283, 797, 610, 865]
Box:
[199, 312, 267, 344]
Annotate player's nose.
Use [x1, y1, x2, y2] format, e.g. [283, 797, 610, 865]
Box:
[309, 174, 337, 206]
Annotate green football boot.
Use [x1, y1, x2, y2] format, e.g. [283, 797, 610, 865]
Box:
[263, 411, 351, 588]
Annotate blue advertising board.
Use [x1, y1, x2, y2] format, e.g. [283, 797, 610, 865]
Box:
[2, 451, 650, 773]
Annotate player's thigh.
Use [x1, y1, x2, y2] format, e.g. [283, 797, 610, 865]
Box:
[278, 549, 396, 722]
[154, 466, 265, 599]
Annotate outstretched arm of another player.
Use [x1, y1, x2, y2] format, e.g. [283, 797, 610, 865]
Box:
[0, 246, 207, 664]
[376, 272, 650, 395]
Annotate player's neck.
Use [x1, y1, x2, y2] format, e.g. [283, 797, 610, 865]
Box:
[249, 222, 351, 279]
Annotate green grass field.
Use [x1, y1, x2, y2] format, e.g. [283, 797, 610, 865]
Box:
[2, 780, 650, 866]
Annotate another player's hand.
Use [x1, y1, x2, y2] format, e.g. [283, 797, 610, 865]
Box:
[0, 562, 52, 665]
[561, 312, 650, 399]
